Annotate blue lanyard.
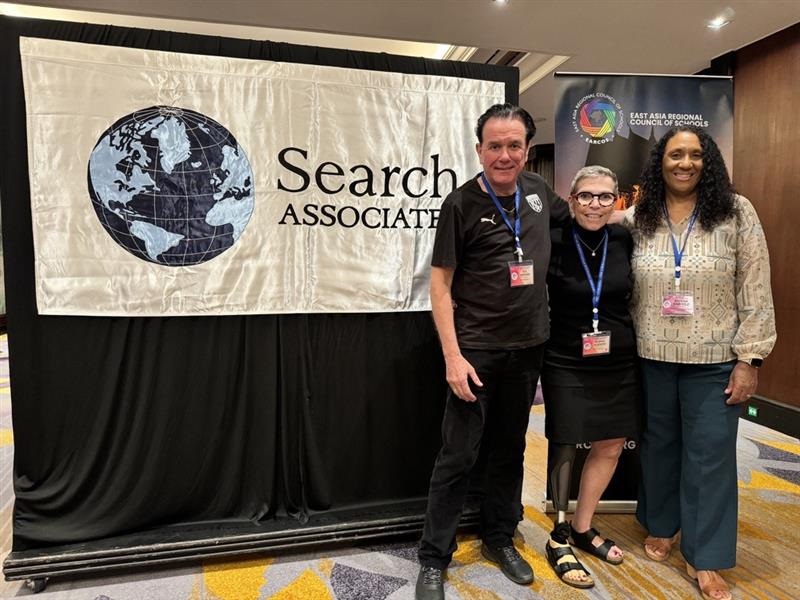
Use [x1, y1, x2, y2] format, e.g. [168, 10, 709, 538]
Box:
[572, 226, 608, 333]
[663, 204, 698, 290]
[481, 173, 523, 261]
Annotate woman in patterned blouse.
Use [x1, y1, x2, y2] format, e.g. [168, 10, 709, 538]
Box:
[624, 125, 776, 600]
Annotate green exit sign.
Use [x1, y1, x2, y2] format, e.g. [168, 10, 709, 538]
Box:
[747, 405, 758, 418]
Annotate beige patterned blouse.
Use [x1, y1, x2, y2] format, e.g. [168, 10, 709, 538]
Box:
[623, 195, 776, 364]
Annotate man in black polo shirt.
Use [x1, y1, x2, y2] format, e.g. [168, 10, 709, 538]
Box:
[416, 104, 569, 600]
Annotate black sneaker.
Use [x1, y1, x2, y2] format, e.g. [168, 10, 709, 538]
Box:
[415, 565, 444, 600]
[481, 543, 534, 585]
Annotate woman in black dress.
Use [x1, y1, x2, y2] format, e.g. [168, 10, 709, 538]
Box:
[542, 165, 640, 588]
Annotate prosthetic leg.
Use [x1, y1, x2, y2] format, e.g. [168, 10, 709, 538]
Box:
[544, 441, 594, 588]
[548, 441, 576, 542]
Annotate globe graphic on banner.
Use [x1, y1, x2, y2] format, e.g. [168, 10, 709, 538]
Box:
[88, 106, 254, 266]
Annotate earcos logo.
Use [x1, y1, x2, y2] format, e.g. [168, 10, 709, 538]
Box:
[572, 92, 624, 144]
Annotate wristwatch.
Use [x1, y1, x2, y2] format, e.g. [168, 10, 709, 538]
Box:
[740, 357, 763, 368]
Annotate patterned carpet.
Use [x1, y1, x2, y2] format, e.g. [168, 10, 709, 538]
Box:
[1, 333, 798, 599]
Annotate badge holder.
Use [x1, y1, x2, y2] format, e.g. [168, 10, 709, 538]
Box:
[661, 292, 694, 316]
[582, 329, 611, 356]
[508, 260, 534, 287]
[661, 271, 694, 317]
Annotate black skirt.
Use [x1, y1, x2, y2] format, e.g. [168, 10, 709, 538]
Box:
[541, 354, 642, 444]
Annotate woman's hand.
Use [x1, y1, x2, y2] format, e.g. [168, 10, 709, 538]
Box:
[724, 362, 758, 405]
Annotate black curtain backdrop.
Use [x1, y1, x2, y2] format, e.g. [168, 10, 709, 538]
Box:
[0, 16, 518, 552]
[528, 144, 555, 188]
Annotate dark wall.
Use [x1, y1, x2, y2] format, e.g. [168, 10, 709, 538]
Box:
[732, 23, 799, 406]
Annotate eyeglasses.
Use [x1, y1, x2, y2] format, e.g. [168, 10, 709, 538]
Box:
[572, 192, 617, 207]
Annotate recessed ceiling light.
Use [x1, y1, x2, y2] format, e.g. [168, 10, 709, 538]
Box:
[707, 17, 730, 30]
[492, 0, 510, 5]
[707, 7, 735, 30]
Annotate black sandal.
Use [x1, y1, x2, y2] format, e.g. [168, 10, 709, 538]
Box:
[569, 523, 624, 565]
[545, 541, 594, 589]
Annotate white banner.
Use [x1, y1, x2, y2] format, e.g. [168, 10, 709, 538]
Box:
[21, 38, 503, 316]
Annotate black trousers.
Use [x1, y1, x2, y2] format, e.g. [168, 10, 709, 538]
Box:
[418, 344, 544, 569]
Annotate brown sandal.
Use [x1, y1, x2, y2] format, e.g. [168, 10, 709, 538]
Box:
[643, 534, 676, 562]
[686, 564, 731, 600]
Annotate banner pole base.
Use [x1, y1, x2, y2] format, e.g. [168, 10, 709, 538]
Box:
[541, 499, 637, 514]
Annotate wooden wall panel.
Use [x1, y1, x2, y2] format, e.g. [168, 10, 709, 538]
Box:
[733, 23, 800, 406]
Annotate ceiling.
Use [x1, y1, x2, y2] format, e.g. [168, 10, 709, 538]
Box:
[3, 0, 799, 144]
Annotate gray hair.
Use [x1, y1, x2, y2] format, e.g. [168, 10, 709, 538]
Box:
[570, 165, 619, 195]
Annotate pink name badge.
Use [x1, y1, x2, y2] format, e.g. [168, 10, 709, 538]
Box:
[661, 292, 694, 316]
[508, 260, 534, 287]
[582, 331, 611, 357]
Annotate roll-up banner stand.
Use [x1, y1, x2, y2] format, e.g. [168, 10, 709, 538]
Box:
[546, 72, 733, 512]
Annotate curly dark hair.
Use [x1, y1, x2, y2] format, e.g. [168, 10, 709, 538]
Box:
[635, 125, 736, 236]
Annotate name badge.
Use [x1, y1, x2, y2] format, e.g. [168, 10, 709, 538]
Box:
[661, 292, 694, 317]
[508, 260, 534, 287]
[582, 331, 611, 356]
